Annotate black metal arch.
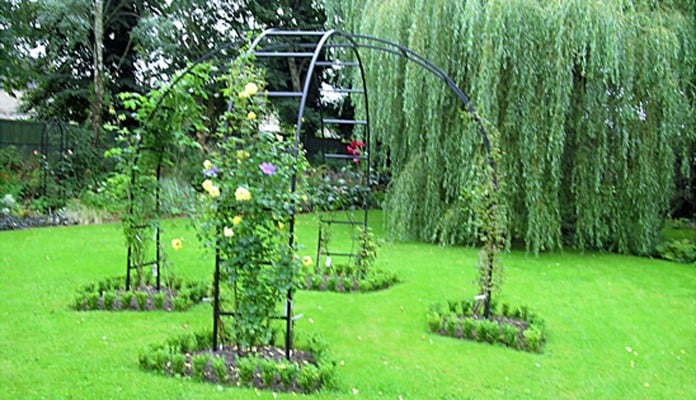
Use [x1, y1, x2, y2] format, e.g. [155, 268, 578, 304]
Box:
[123, 29, 499, 358]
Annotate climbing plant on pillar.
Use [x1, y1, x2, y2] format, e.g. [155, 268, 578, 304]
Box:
[195, 55, 307, 350]
[101, 63, 213, 292]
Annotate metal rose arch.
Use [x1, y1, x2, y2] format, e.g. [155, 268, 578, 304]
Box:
[122, 29, 499, 360]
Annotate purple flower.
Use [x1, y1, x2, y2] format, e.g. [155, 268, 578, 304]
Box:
[259, 162, 277, 175]
[203, 166, 219, 177]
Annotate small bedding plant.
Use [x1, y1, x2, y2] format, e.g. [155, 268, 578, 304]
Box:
[71, 270, 208, 312]
[427, 298, 546, 353]
[139, 330, 337, 394]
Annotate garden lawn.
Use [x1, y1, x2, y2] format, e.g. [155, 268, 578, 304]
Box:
[0, 211, 694, 399]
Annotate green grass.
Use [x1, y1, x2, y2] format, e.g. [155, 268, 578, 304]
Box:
[1, 211, 694, 399]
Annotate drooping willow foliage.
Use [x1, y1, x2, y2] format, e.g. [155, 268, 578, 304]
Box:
[325, 0, 695, 255]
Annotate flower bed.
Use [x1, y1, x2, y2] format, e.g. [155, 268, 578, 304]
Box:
[71, 273, 208, 312]
[139, 331, 337, 394]
[427, 299, 546, 352]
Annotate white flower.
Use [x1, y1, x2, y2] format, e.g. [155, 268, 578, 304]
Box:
[223, 226, 234, 237]
[325, 256, 332, 267]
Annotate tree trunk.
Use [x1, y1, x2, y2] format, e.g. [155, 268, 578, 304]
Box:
[91, 0, 104, 141]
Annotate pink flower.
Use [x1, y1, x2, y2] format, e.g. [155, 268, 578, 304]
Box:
[259, 162, 277, 175]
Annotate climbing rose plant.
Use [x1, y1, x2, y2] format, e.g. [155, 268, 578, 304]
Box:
[196, 56, 308, 349]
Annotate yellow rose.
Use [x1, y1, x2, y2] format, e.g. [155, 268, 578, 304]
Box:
[234, 187, 251, 201]
[301, 256, 313, 268]
[202, 179, 213, 192]
[244, 82, 258, 96]
[233, 215, 243, 225]
[223, 226, 234, 237]
[203, 159, 212, 170]
[171, 238, 183, 251]
[235, 150, 249, 161]
[247, 111, 257, 120]
[208, 185, 220, 198]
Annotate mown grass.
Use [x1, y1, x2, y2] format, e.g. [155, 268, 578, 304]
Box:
[0, 211, 694, 399]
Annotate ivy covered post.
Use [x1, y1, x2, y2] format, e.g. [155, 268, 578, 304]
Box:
[472, 119, 506, 319]
[196, 55, 306, 356]
[105, 63, 212, 291]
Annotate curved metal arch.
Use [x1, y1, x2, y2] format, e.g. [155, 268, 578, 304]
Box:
[248, 29, 496, 182]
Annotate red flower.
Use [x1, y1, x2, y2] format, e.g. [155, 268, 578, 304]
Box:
[350, 140, 365, 149]
[346, 140, 365, 164]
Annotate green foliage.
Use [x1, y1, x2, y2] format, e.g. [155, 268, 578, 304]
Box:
[4, 0, 142, 124]
[330, 0, 695, 255]
[656, 239, 696, 264]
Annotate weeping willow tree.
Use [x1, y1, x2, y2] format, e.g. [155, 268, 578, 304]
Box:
[325, 0, 694, 255]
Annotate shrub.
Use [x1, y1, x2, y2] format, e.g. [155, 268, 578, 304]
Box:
[656, 239, 696, 264]
[121, 292, 135, 310]
[211, 355, 229, 383]
[461, 318, 476, 339]
[279, 362, 298, 386]
[170, 353, 187, 376]
[326, 275, 338, 291]
[478, 320, 500, 344]
[236, 356, 256, 386]
[135, 291, 148, 310]
[86, 292, 100, 310]
[523, 326, 544, 353]
[259, 359, 278, 387]
[152, 292, 165, 309]
[445, 314, 459, 337]
[501, 324, 519, 347]
[102, 292, 116, 310]
[427, 312, 444, 333]
[192, 354, 209, 380]
[297, 363, 320, 393]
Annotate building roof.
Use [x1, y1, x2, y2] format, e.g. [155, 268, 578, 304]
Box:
[0, 91, 29, 120]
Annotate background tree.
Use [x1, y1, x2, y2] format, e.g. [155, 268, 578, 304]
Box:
[0, 0, 36, 93]
[326, 0, 694, 255]
[4, 0, 147, 136]
[135, 0, 329, 143]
